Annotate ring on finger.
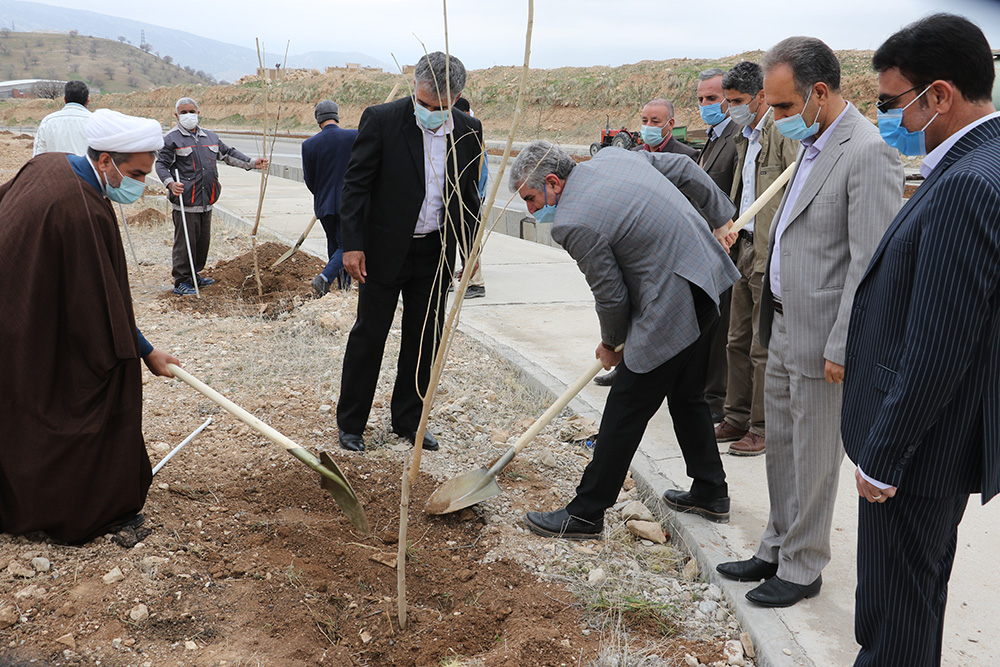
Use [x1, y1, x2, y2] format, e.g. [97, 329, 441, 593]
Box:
[872, 493, 883, 500]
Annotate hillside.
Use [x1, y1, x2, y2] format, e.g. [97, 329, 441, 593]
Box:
[0, 30, 214, 94]
[0, 49, 881, 144]
[0, 0, 387, 81]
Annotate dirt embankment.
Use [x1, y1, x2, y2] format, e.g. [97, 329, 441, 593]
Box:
[1, 49, 880, 146]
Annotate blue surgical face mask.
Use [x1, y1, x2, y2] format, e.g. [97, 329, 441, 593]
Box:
[533, 180, 559, 223]
[414, 101, 450, 130]
[104, 161, 145, 204]
[699, 101, 727, 126]
[876, 85, 937, 156]
[640, 125, 666, 146]
[774, 90, 823, 141]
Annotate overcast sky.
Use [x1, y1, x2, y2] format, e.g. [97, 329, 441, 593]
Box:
[23, 0, 1000, 70]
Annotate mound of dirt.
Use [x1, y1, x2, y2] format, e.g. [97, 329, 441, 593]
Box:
[1, 454, 600, 667]
[165, 241, 327, 318]
[127, 207, 168, 228]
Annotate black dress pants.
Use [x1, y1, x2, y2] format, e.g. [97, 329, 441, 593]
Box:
[337, 235, 449, 436]
[567, 285, 728, 520]
[854, 491, 969, 667]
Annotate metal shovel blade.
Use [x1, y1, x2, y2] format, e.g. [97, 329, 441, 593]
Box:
[426, 467, 503, 515]
[318, 451, 370, 535]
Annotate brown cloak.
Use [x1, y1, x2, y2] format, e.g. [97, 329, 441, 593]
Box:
[0, 153, 151, 543]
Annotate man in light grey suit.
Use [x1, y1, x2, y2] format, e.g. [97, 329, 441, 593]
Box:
[508, 141, 740, 538]
[716, 37, 903, 606]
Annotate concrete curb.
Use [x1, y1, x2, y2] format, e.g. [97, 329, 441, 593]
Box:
[629, 454, 814, 667]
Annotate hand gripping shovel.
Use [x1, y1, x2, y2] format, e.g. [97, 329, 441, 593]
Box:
[167, 364, 370, 534]
[426, 345, 623, 515]
[271, 215, 318, 268]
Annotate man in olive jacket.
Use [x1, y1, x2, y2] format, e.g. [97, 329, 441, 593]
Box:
[714, 61, 798, 456]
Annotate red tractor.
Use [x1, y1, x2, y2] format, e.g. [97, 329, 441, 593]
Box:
[590, 115, 640, 156]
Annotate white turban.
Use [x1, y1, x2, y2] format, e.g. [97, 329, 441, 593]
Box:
[86, 109, 164, 153]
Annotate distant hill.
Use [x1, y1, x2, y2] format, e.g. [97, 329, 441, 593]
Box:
[2, 49, 884, 148]
[0, 31, 214, 93]
[0, 0, 388, 82]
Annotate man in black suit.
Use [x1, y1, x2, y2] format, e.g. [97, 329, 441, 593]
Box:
[695, 68, 740, 420]
[842, 14, 1000, 666]
[336, 52, 483, 453]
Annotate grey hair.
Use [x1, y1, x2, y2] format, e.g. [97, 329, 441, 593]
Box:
[763, 36, 841, 98]
[721, 61, 763, 96]
[175, 97, 199, 112]
[508, 140, 576, 192]
[414, 51, 467, 97]
[698, 68, 726, 82]
[643, 98, 675, 119]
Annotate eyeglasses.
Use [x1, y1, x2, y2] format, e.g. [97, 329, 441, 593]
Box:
[876, 85, 921, 114]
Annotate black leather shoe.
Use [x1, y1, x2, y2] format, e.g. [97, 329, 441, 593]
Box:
[338, 430, 365, 452]
[746, 575, 822, 608]
[393, 427, 439, 451]
[524, 508, 603, 540]
[717, 556, 779, 582]
[662, 489, 730, 523]
[593, 368, 617, 386]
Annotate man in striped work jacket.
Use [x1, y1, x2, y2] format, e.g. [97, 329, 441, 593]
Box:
[155, 96, 268, 295]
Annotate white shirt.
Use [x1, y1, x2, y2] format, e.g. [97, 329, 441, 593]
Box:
[769, 101, 852, 301]
[707, 116, 731, 142]
[919, 110, 1000, 177]
[33, 103, 92, 157]
[413, 113, 454, 235]
[738, 113, 768, 233]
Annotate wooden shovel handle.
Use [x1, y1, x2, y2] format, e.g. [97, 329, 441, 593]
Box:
[167, 363, 300, 455]
[729, 161, 796, 235]
[509, 344, 624, 458]
[298, 215, 318, 242]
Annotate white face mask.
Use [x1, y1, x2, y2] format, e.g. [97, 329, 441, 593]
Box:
[178, 113, 199, 130]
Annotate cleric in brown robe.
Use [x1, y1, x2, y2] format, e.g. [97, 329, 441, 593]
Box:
[0, 109, 181, 544]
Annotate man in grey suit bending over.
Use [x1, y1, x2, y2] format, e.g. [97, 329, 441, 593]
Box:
[510, 141, 740, 538]
[717, 37, 903, 607]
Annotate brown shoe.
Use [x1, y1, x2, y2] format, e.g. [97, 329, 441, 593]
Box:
[714, 421, 748, 443]
[730, 432, 765, 456]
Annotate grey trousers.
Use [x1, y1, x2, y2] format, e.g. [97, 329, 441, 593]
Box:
[723, 237, 767, 435]
[171, 209, 211, 287]
[755, 310, 844, 585]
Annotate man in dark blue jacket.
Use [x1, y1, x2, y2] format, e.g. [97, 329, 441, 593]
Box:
[842, 14, 1000, 667]
[302, 100, 358, 296]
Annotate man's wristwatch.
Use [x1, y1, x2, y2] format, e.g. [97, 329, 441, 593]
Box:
[601, 342, 616, 352]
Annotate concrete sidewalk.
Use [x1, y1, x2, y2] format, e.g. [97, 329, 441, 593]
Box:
[205, 163, 998, 667]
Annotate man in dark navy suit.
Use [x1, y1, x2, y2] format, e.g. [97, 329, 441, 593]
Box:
[302, 100, 358, 296]
[336, 52, 483, 453]
[842, 14, 1000, 667]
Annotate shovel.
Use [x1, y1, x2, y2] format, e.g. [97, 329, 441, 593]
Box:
[152, 417, 212, 476]
[426, 345, 622, 515]
[167, 363, 370, 534]
[729, 161, 796, 235]
[271, 215, 318, 268]
[173, 169, 200, 298]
